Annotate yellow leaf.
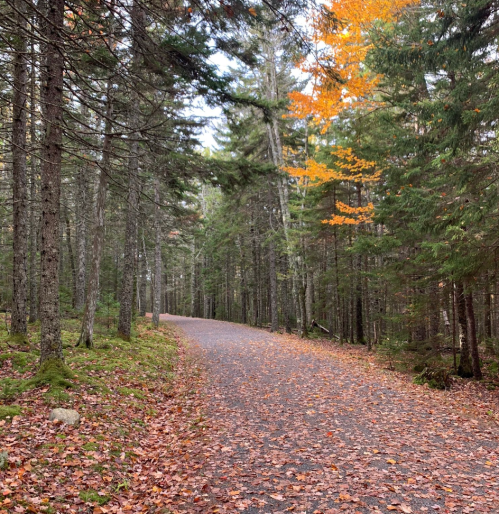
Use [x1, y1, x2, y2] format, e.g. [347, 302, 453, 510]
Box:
[248, 7, 257, 16]
[387, 459, 397, 465]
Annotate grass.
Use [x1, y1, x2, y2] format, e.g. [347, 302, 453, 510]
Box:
[79, 489, 111, 505]
[0, 404, 21, 421]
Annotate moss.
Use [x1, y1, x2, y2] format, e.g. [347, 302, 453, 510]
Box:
[79, 489, 110, 505]
[9, 332, 29, 345]
[27, 359, 75, 390]
[0, 378, 25, 399]
[82, 442, 99, 451]
[0, 405, 21, 421]
[0, 351, 37, 372]
[118, 387, 145, 399]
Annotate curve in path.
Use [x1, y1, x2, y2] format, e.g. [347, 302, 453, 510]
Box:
[163, 314, 499, 514]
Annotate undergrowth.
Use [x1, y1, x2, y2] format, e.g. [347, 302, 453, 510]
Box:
[0, 316, 178, 410]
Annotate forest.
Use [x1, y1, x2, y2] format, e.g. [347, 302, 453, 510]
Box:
[2, 0, 498, 376]
[0, 0, 499, 512]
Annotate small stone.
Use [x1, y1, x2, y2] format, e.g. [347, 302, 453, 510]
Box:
[49, 408, 80, 426]
[0, 451, 8, 470]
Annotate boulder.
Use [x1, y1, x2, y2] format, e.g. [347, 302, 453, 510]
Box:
[49, 408, 80, 425]
[0, 451, 8, 470]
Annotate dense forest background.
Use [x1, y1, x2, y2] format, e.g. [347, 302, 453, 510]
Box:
[1, 0, 499, 383]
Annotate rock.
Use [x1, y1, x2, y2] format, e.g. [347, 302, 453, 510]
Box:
[49, 408, 80, 425]
[0, 451, 8, 470]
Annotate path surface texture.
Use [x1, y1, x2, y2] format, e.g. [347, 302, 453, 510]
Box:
[163, 314, 499, 514]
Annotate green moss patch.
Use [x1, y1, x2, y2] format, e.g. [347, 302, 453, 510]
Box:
[0, 404, 21, 421]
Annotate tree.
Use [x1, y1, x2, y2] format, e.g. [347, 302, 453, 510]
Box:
[39, 0, 64, 367]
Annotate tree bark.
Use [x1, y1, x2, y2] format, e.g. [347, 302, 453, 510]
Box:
[39, 0, 64, 365]
[117, 1, 143, 340]
[267, 183, 279, 332]
[306, 271, 313, 327]
[78, 83, 114, 348]
[465, 291, 482, 380]
[74, 165, 87, 310]
[152, 178, 161, 327]
[456, 282, 473, 378]
[64, 203, 76, 308]
[138, 232, 147, 317]
[28, 30, 38, 324]
[11, 0, 29, 340]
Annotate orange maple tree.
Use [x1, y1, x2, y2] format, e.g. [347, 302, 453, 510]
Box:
[285, 0, 416, 225]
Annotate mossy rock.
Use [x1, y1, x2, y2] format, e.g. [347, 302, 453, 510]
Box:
[414, 367, 451, 390]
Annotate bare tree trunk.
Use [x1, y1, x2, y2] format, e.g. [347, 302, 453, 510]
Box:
[117, 1, 143, 341]
[306, 271, 313, 327]
[465, 291, 482, 380]
[64, 203, 76, 308]
[78, 84, 114, 348]
[190, 239, 196, 317]
[74, 166, 87, 310]
[456, 282, 473, 378]
[117, 151, 139, 339]
[11, 0, 28, 340]
[281, 256, 291, 334]
[39, 0, 64, 366]
[152, 178, 161, 327]
[28, 15, 38, 324]
[138, 232, 147, 317]
[267, 184, 278, 332]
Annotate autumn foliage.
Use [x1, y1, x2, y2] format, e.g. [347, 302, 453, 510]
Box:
[285, 0, 417, 226]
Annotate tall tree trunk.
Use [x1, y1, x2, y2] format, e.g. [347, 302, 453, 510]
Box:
[465, 291, 482, 380]
[355, 183, 364, 344]
[11, 0, 28, 340]
[456, 282, 473, 378]
[64, 204, 76, 308]
[39, 0, 64, 366]
[190, 239, 196, 317]
[484, 271, 494, 354]
[152, 178, 161, 327]
[251, 223, 259, 327]
[74, 165, 87, 310]
[117, 1, 143, 340]
[78, 84, 114, 348]
[28, 14, 38, 324]
[306, 271, 313, 327]
[281, 256, 292, 334]
[267, 184, 278, 332]
[138, 232, 147, 317]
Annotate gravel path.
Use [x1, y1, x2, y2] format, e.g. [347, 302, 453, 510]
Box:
[163, 314, 499, 514]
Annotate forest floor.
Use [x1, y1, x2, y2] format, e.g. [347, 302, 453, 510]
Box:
[0, 316, 498, 514]
[161, 314, 499, 514]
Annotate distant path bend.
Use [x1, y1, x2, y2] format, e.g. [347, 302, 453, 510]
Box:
[162, 314, 499, 514]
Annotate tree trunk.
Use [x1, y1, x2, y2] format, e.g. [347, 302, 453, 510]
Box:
[267, 184, 278, 332]
[78, 83, 114, 348]
[465, 291, 482, 380]
[152, 178, 161, 327]
[484, 271, 494, 354]
[74, 166, 87, 310]
[456, 282, 473, 378]
[117, 1, 143, 340]
[39, 0, 64, 366]
[64, 204, 76, 308]
[306, 271, 313, 327]
[190, 239, 197, 317]
[138, 233, 147, 317]
[28, 14, 38, 324]
[11, 0, 28, 340]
